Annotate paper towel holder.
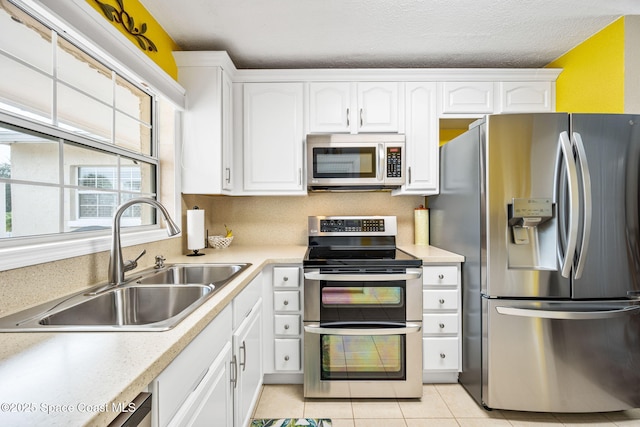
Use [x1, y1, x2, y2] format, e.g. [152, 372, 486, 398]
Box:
[187, 206, 205, 257]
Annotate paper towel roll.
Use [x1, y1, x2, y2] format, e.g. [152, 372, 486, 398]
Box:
[187, 209, 205, 251]
[414, 206, 429, 246]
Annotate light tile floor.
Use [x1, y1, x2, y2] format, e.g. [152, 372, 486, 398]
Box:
[251, 384, 640, 426]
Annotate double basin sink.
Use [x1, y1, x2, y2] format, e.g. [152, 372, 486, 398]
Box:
[0, 263, 251, 332]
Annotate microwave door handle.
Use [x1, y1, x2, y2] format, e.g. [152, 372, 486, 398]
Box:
[304, 271, 422, 281]
[378, 143, 384, 181]
[304, 323, 422, 336]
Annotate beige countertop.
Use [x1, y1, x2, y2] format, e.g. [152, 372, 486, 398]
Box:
[0, 244, 462, 426]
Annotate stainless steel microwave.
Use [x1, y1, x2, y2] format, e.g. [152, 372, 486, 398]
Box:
[306, 134, 406, 190]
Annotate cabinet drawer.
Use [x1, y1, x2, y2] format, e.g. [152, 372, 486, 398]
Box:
[422, 313, 459, 335]
[423, 337, 459, 371]
[274, 314, 300, 335]
[273, 267, 300, 288]
[274, 291, 300, 311]
[422, 266, 458, 286]
[423, 289, 458, 310]
[274, 339, 301, 371]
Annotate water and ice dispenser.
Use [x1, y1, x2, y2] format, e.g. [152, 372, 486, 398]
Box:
[507, 198, 556, 269]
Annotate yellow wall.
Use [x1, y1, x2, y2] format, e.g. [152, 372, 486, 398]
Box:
[546, 17, 625, 113]
[86, 0, 179, 79]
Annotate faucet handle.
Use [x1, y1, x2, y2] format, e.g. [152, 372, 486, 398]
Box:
[124, 249, 146, 273]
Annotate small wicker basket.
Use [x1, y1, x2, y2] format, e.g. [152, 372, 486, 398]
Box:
[208, 235, 233, 249]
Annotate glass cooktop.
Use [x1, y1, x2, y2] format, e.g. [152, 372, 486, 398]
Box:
[303, 246, 421, 267]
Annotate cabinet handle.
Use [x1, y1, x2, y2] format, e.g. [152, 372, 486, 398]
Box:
[438, 274, 445, 280]
[298, 168, 302, 186]
[240, 340, 247, 371]
[408, 166, 412, 184]
[440, 353, 446, 359]
[346, 108, 350, 127]
[439, 323, 445, 329]
[230, 355, 238, 388]
[439, 299, 445, 304]
[284, 324, 290, 330]
[283, 300, 289, 306]
[225, 167, 231, 183]
[283, 276, 289, 282]
[360, 108, 363, 127]
[284, 355, 290, 361]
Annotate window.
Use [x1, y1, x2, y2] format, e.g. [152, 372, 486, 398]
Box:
[0, 0, 177, 265]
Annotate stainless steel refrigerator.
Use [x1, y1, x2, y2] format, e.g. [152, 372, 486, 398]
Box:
[429, 113, 640, 413]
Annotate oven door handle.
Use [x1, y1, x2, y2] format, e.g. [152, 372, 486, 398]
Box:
[304, 270, 422, 282]
[304, 323, 422, 336]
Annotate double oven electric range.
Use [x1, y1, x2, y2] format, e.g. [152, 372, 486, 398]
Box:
[303, 216, 423, 398]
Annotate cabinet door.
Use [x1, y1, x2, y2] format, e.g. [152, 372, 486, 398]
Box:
[397, 82, 438, 194]
[357, 82, 399, 132]
[308, 82, 352, 133]
[179, 66, 224, 194]
[499, 81, 553, 112]
[233, 300, 263, 427]
[440, 81, 494, 114]
[243, 83, 304, 193]
[167, 342, 233, 427]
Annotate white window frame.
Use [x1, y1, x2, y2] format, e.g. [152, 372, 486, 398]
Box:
[0, 0, 184, 271]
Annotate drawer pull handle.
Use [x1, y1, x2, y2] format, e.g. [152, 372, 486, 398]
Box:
[284, 355, 290, 361]
[440, 353, 446, 359]
[439, 323, 445, 329]
[439, 299, 445, 304]
[438, 274, 444, 280]
[283, 276, 289, 282]
[284, 324, 290, 330]
[283, 300, 289, 306]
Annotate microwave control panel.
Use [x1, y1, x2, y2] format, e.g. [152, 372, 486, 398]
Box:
[386, 146, 402, 178]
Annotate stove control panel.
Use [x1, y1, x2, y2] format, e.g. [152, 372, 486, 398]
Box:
[320, 218, 385, 233]
[308, 216, 397, 236]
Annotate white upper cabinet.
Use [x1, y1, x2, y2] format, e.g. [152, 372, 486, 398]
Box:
[393, 82, 438, 195]
[498, 81, 553, 112]
[308, 82, 400, 133]
[440, 81, 495, 115]
[308, 82, 352, 132]
[175, 52, 235, 195]
[242, 83, 305, 194]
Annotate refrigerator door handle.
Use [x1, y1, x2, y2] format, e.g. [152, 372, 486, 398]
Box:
[557, 131, 580, 278]
[571, 132, 592, 279]
[496, 305, 640, 320]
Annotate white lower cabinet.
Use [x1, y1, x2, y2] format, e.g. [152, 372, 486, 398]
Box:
[262, 265, 303, 383]
[422, 263, 462, 383]
[152, 305, 233, 427]
[167, 342, 233, 427]
[152, 275, 264, 427]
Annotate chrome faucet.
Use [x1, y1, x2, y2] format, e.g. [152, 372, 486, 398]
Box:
[108, 197, 181, 285]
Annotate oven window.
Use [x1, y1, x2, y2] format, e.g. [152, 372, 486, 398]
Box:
[321, 334, 405, 380]
[313, 147, 376, 178]
[322, 286, 402, 306]
[320, 281, 406, 323]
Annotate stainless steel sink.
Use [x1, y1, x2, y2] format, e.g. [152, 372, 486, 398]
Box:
[0, 262, 251, 332]
[136, 264, 247, 285]
[39, 285, 212, 328]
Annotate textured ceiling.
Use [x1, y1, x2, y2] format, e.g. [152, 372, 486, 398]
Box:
[139, 0, 640, 69]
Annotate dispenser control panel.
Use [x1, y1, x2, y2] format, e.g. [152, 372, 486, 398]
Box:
[512, 198, 553, 219]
